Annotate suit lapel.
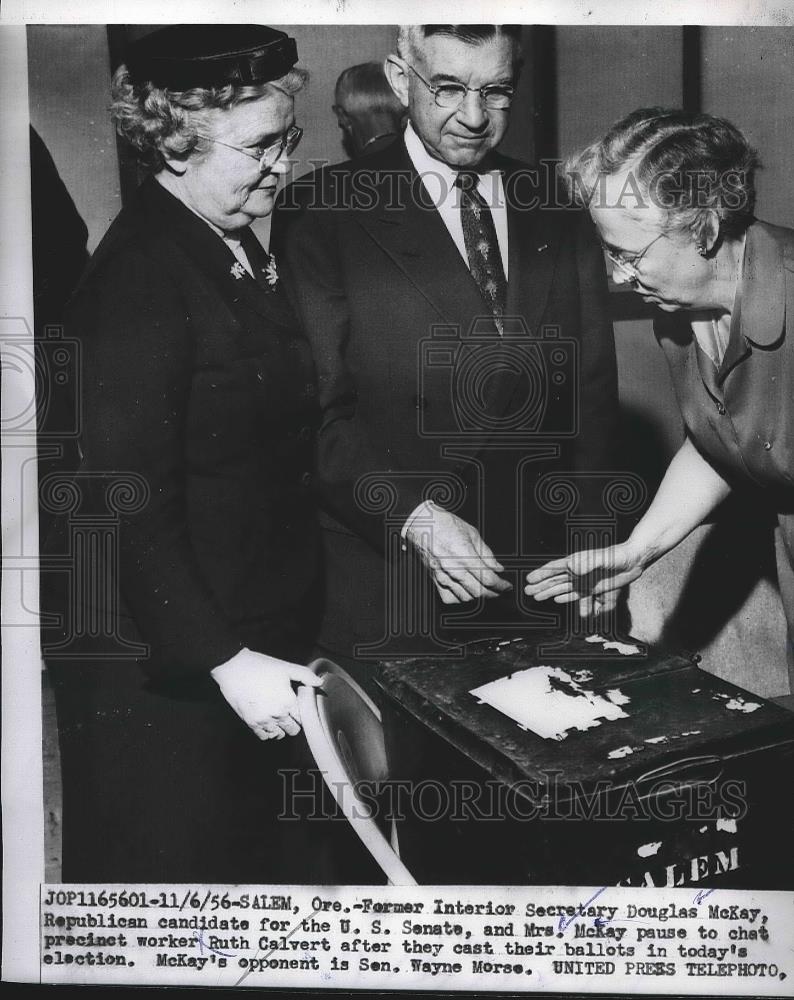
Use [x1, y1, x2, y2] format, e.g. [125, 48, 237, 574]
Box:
[354, 144, 573, 453]
[354, 144, 562, 339]
[140, 179, 296, 329]
[488, 159, 562, 431]
[503, 160, 560, 333]
[228, 238, 297, 328]
[354, 142, 493, 333]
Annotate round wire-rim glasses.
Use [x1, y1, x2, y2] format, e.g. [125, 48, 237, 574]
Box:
[393, 59, 515, 110]
[602, 231, 667, 277]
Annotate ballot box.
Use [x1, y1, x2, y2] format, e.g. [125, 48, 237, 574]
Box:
[374, 634, 794, 888]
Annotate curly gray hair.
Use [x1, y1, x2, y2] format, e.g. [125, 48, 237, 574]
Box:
[110, 64, 308, 171]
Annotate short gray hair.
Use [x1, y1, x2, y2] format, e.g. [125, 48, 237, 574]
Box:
[335, 62, 403, 117]
[564, 107, 759, 241]
[397, 24, 522, 67]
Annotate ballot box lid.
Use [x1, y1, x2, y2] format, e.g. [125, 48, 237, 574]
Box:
[375, 633, 794, 792]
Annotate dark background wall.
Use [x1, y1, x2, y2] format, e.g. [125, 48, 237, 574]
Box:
[27, 24, 794, 696]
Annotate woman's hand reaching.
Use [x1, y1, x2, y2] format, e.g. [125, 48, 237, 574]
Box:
[524, 541, 647, 618]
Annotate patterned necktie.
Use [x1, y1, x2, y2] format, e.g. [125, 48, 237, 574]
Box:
[456, 170, 507, 334]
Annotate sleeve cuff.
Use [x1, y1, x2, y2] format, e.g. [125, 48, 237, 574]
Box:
[400, 500, 440, 551]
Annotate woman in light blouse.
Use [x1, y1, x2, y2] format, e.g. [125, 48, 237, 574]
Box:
[526, 107, 794, 688]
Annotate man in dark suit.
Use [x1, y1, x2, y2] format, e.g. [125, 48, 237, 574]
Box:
[274, 24, 620, 674]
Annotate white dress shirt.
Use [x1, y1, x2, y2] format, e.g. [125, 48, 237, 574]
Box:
[403, 122, 509, 280]
[400, 124, 510, 544]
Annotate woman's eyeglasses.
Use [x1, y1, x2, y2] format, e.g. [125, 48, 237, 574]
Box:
[602, 231, 666, 276]
[197, 124, 303, 172]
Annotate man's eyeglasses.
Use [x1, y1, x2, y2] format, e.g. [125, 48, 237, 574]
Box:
[601, 231, 666, 276]
[197, 124, 303, 172]
[396, 60, 514, 110]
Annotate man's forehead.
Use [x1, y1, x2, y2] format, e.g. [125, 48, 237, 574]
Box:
[416, 33, 517, 77]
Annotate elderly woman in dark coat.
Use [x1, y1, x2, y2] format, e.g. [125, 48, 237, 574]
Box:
[526, 107, 794, 690]
[45, 25, 326, 883]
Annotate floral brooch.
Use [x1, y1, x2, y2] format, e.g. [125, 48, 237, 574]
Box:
[229, 253, 279, 291]
[263, 252, 279, 289]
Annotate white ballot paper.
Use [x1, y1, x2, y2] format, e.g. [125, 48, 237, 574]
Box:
[471, 665, 631, 740]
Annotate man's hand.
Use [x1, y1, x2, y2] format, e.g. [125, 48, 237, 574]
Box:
[524, 541, 645, 618]
[210, 649, 322, 740]
[405, 504, 512, 604]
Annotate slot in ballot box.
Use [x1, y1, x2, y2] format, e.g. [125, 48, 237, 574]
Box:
[374, 634, 794, 888]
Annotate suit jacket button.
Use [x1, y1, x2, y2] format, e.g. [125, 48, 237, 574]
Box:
[304, 383, 317, 397]
[298, 426, 311, 442]
[763, 440, 772, 451]
[300, 472, 312, 487]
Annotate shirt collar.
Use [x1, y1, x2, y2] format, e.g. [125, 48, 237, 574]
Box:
[404, 122, 459, 189]
[403, 121, 500, 189]
[735, 223, 785, 347]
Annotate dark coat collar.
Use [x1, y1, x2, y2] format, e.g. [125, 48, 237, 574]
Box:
[84, 176, 294, 326]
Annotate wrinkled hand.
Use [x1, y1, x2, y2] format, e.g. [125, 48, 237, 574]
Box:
[405, 505, 512, 604]
[211, 648, 322, 740]
[524, 541, 645, 618]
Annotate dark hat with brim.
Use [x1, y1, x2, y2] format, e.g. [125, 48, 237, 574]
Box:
[126, 24, 298, 90]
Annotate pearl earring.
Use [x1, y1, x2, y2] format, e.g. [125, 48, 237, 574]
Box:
[695, 242, 708, 257]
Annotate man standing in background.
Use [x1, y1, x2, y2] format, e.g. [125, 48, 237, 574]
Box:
[274, 24, 620, 681]
[333, 61, 405, 158]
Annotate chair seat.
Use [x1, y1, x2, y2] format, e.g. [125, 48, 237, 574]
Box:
[298, 658, 416, 885]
